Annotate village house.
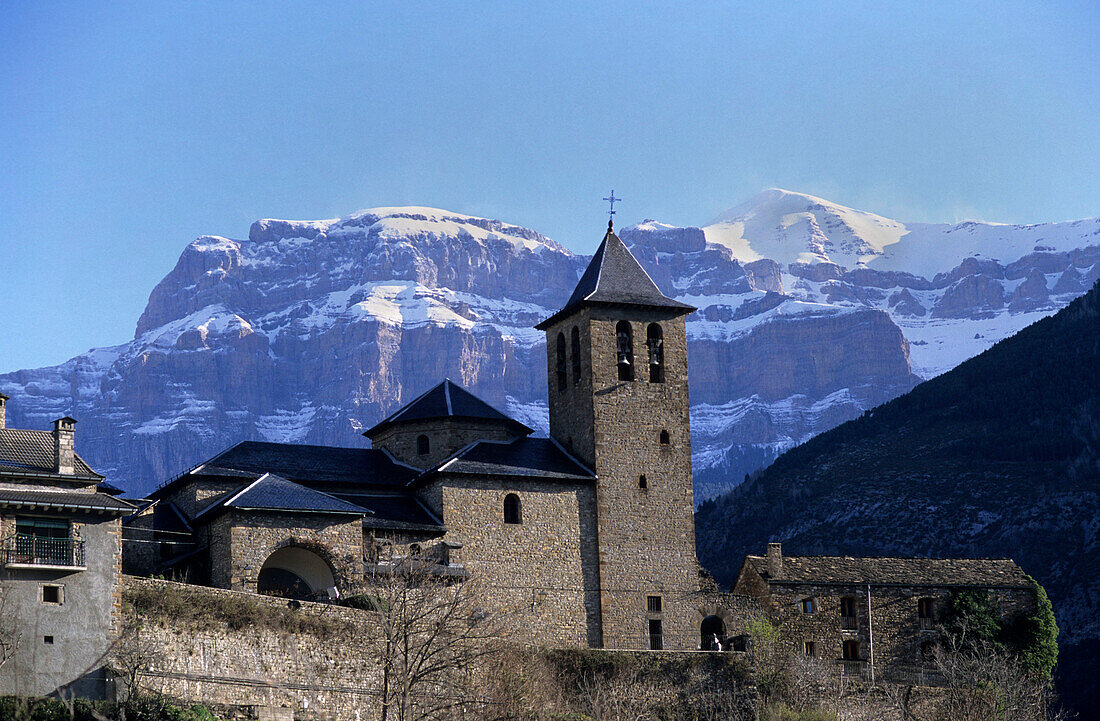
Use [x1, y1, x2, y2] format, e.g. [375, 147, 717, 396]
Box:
[0, 394, 133, 699]
[733, 542, 1037, 683]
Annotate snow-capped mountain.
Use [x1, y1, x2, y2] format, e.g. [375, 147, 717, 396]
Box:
[2, 193, 1097, 498]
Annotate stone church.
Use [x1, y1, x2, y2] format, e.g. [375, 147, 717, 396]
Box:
[126, 220, 716, 651]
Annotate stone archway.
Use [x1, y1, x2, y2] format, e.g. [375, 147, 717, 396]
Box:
[700, 615, 727, 650]
[257, 546, 337, 601]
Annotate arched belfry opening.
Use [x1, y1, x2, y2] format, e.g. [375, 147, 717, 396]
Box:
[616, 321, 634, 381]
[647, 323, 664, 383]
[257, 546, 337, 601]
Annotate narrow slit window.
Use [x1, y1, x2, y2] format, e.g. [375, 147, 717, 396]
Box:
[417, 434, 430, 456]
[570, 326, 581, 385]
[638, 474, 648, 489]
[659, 430, 670, 445]
[556, 332, 567, 391]
[804, 641, 816, 657]
[503, 493, 522, 524]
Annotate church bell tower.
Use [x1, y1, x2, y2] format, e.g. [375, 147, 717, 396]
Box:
[536, 218, 698, 650]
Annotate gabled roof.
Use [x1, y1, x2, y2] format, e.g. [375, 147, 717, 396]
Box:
[347, 494, 445, 532]
[426, 437, 596, 483]
[744, 554, 1032, 589]
[193, 473, 369, 522]
[156, 441, 416, 496]
[0, 428, 103, 480]
[0, 488, 133, 514]
[536, 225, 694, 330]
[364, 379, 533, 438]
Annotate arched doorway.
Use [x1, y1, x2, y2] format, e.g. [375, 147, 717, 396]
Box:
[257, 546, 336, 601]
[700, 614, 727, 650]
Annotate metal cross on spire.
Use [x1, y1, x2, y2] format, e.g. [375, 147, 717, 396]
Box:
[602, 190, 620, 230]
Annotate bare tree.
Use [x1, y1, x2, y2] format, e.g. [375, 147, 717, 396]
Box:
[359, 555, 506, 721]
[0, 589, 22, 673]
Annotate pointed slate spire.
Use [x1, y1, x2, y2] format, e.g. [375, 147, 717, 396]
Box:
[536, 225, 694, 330]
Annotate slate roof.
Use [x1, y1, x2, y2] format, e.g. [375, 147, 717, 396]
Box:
[342, 494, 445, 532]
[365, 379, 533, 438]
[429, 437, 595, 482]
[0, 488, 133, 514]
[193, 473, 369, 522]
[536, 226, 694, 330]
[745, 554, 1032, 589]
[0, 428, 102, 479]
[160, 441, 417, 494]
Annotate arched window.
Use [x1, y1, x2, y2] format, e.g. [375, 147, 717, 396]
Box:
[555, 332, 567, 391]
[571, 326, 581, 385]
[647, 323, 664, 383]
[616, 321, 634, 381]
[659, 430, 670, 445]
[417, 434, 430, 456]
[503, 493, 522, 524]
[638, 474, 648, 489]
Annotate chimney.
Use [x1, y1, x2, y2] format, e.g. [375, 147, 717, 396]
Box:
[0, 393, 7, 430]
[53, 417, 77, 475]
[766, 542, 783, 579]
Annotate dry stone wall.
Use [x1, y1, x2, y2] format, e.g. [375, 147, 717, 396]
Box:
[123, 577, 384, 721]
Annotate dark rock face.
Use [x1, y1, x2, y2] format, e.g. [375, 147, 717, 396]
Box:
[932, 273, 1006, 318]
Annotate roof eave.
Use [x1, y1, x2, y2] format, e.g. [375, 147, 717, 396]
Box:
[535, 298, 695, 331]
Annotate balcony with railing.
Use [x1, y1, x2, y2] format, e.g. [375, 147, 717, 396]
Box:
[3, 535, 86, 570]
[840, 659, 867, 677]
[840, 614, 859, 630]
[918, 617, 935, 631]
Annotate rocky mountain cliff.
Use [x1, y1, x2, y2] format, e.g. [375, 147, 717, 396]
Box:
[695, 279, 1100, 718]
[1, 192, 1098, 498]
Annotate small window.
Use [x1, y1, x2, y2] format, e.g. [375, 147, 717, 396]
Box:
[43, 636, 54, 645]
[801, 598, 815, 614]
[648, 619, 663, 650]
[638, 474, 648, 489]
[503, 493, 522, 524]
[921, 640, 937, 662]
[843, 639, 860, 660]
[556, 332, 567, 391]
[840, 597, 857, 617]
[42, 585, 61, 604]
[918, 597, 934, 619]
[646, 595, 662, 614]
[409, 543, 422, 557]
[616, 321, 634, 381]
[804, 641, 816, 657]
[646, 323, 664, 383]
[659, 430, 670, 445]
[416, 434, 430, 456]
[570, 326, 581, 385]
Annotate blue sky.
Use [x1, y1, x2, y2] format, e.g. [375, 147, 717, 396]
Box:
[1, 1, 1098, 372]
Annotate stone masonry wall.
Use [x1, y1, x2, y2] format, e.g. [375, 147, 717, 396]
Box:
[762, 583, 1037, 681]
[370, 418, 520, 469]
[207, 511, 363, 595]
[123, 577, 383, 721]
[546, 306, 700, 650]
[427, 475, 600, 647]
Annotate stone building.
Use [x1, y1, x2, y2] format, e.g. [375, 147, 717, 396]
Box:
[125, 220, 718, 650]
[0, 394, 133, 699]
[732, 543, 1038, 682]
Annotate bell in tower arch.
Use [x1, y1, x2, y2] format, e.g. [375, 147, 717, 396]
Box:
[615, 321, 634, 381]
